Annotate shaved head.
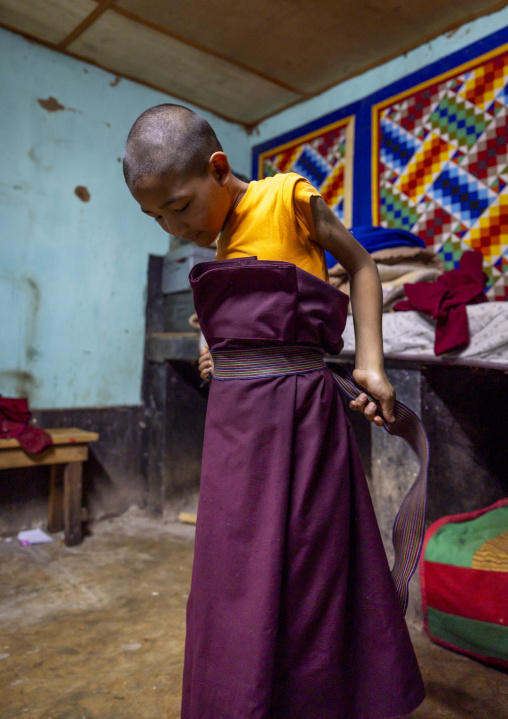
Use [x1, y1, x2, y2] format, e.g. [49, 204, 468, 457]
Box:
[123, 104, 223, 188]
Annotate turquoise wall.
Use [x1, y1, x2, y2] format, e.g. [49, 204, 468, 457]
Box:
[0, 29, 249, 409]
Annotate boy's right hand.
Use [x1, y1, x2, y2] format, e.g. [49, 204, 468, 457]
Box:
[350, 368, 396, 426]
[198, 347, 213, 382]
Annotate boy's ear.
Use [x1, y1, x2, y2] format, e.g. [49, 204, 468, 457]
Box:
[208, 152, 231, 186]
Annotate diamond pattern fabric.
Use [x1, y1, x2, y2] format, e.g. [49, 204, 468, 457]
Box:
[259, 120, 352, 224]
[375, 49, 508, 300]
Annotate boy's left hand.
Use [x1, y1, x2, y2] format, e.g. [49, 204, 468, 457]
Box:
[349, 369, 396, 426]
[198, 347, 213, 382]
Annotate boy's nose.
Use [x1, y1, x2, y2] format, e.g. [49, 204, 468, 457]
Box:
[166, 216, 187, 236]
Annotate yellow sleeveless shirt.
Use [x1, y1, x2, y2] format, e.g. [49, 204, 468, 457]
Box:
[215, 173, 329, 282]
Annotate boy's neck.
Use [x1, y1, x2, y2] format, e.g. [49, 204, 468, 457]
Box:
[229, 175, 249, 205]
[221, 175, 249, 233]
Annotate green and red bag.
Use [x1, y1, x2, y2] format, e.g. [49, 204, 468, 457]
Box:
[420, 498, 508, 668]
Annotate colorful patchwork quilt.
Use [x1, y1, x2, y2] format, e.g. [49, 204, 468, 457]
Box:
[374, 47, 508, 300]
[257, 117, 353, 226]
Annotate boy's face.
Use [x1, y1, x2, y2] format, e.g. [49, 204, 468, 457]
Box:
[131, 158, 231, 247]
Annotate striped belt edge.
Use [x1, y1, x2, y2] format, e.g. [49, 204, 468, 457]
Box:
[211, 345, 429, 615]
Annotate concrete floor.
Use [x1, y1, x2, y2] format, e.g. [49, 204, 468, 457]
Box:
[1, 507, 507, 719]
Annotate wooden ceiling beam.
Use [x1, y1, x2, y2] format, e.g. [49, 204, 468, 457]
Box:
[57, 0, 118, 50]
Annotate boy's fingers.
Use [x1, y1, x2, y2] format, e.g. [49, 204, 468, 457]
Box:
[364, 402, 377, 420]
[350, 393, 367, 411]
[350, 393, 393, 425]
[349, 373, 396, 425]
[378, 392, 396, 423]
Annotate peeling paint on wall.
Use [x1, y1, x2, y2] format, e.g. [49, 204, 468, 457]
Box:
[36, 96, 112, 128]
[74, 186, 91, 202]
[109, 76, 122, 87]
[37, 96, 65, 112]
[37, 97, 83, 116]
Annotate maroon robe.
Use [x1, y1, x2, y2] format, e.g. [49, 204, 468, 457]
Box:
[182, 258, 425, 719]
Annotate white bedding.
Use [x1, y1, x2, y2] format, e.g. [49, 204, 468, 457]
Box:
[340, 302, 508, 369]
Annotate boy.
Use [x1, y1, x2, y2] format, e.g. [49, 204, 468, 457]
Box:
[124, 104, 424, 719]
[124, 104, 393, 425]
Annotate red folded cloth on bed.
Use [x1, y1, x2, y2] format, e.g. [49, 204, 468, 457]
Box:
[0, 396, 52, 453]
[393, 251, 487, 355]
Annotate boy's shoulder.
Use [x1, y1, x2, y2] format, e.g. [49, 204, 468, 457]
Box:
[255, 172, 301, 189]
[250, 172, 309, 202]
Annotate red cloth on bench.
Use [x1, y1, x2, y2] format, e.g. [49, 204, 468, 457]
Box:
[0, 396, 52, 453]
[393, 251, 487, 355]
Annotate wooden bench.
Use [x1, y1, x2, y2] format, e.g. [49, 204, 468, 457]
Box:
[0, 428, 99, 546]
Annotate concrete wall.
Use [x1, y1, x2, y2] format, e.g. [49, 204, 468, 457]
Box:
[0, 28, 249, 410]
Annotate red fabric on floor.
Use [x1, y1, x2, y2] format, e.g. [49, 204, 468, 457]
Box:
[393, 250, 487, 355]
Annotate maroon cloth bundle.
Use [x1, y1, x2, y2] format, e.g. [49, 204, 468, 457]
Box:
[394, 250, 487, 355]
[0, 396, 52, 454]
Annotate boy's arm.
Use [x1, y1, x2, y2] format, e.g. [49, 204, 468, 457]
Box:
[310, 196, 395, 425]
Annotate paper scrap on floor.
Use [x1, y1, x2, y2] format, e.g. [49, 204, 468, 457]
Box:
[17, 528, 53, 545]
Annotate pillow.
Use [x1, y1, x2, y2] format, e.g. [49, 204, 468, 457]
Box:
[420, 498, 508, 668]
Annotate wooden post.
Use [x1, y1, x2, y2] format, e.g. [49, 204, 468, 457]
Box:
[64, 461, 83, 546]
[48, 464, 65, 532]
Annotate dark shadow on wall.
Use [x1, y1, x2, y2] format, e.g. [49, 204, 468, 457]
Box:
[421, 364, 508, 524]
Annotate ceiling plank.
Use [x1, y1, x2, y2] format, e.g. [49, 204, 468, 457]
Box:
[112, 4, 305, 97]
[279, 0, 508, 107]
[0, 0, 96, 45]
[57, 0, 118, 49]
[116, 0, 508, 95]
[67, 10, 301, 124]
